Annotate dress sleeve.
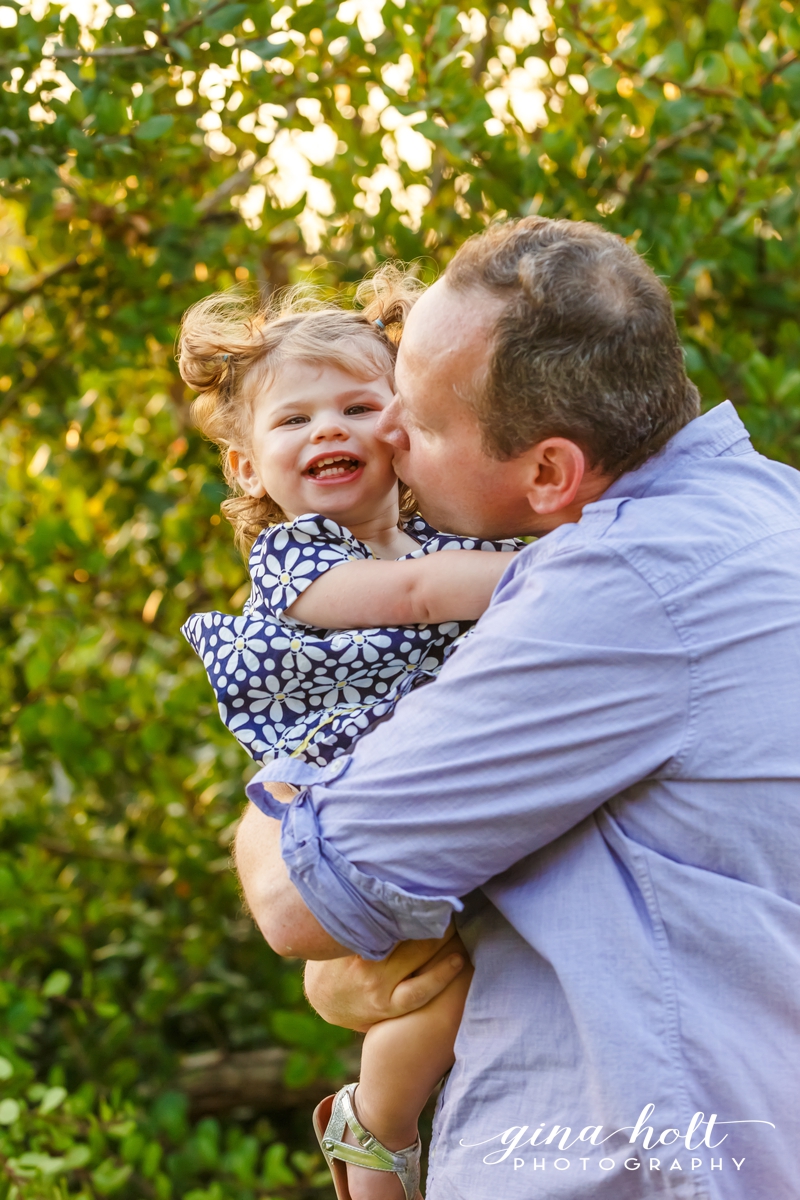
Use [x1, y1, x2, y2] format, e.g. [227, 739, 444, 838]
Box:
[248, 515, 371, 620]
[402, 514, 525, 557]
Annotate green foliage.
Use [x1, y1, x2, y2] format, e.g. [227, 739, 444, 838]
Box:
[2, 0, 800, 1193]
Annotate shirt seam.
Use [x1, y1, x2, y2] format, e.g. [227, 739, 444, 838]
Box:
[531, 539, 700, 777]
[614, 551, 701, 778]
[651, 529, 800, 778]
[553, 508, 800, 601]
[617, 821, 712, 1200]
[649, 425, 751, 470]
[652, 523, 800, 602]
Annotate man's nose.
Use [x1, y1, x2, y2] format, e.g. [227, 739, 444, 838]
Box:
[375, 397, 410, 451]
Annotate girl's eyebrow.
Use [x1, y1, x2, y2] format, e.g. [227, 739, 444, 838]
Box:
[267, 387, 387, 414]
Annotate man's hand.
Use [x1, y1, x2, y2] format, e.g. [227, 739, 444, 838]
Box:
[304, 933, 466, 1032]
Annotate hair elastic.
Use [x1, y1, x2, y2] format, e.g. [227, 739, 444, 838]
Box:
[374, 318, 385, 330]
[222, 354, 229, 361]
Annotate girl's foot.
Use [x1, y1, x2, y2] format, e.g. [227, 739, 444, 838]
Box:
[342, 1129, 420, 1200]
[342, 1090, 421, 1200]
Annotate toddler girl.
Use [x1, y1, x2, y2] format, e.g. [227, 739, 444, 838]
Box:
[178, 269, 521, 1200]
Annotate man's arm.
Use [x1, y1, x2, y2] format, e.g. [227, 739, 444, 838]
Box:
[234, 800, 346, 959]
[236, 800, 467, 1026]
[237, 540, 690, 971]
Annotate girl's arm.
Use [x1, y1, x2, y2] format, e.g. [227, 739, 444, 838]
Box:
[285, 550, 517, 629]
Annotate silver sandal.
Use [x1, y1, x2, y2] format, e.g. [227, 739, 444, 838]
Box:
[312, 1082, 421, 1200]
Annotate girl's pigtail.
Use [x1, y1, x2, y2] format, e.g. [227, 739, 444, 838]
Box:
[178, 291, 263, 391]
[356, 263, 425, 343]
[177, 291, 280, 554]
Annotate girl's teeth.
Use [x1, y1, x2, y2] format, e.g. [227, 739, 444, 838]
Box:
[316, 465, 353, 478]
[309, 456, 359, 478]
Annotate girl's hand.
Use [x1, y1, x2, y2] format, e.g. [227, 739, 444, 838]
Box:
[286, 549, 518, 630]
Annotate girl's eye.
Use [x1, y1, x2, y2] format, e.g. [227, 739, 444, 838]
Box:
[280, 415, 309, 426]
[345, 404, 374, 416]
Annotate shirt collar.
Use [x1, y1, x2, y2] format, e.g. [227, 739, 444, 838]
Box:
[601, 401, 752, 502]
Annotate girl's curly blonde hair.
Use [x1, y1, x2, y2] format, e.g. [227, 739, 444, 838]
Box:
[177, 264, 423, 555]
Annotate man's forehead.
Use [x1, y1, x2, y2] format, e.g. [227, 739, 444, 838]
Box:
[409, 280, 480, 337]
[400, 280, 501, 376]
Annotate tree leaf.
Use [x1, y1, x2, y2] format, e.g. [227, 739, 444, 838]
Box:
[134, 114, 174, 141]
[204, 4, 248, 31]
[587, 65, 618, 93]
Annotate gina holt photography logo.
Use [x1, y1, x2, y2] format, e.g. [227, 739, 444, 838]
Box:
[460, 1103, 776, 1175]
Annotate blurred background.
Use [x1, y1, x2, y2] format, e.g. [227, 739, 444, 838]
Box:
[1, 0, 799, 1195]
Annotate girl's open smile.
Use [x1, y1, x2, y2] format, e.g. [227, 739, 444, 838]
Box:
[304, 452, 365, 483]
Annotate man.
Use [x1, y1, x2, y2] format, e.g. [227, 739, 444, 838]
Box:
[235, 218, 800, 1198]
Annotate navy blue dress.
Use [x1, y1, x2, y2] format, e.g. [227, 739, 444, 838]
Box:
[183, 513, 520, 766]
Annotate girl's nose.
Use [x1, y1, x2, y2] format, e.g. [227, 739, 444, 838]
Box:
[310, 415, 348, 442]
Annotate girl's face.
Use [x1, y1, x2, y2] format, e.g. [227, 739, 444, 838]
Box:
[230, 360, 399, 525]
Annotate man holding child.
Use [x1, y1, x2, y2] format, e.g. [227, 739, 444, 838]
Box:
[234, 217, 800, 1199]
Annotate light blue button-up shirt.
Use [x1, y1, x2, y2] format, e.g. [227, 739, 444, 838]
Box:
[248, 403, 800, 1199]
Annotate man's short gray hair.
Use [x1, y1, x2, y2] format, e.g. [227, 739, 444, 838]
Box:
[445, 216, 701, 476]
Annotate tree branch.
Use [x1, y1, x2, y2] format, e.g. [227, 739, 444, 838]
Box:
[626, 114, 724, 193]
[761, 47, 798, 83]
[171, 0, 231, 39]
[566, 4, 739, 99]
[13, 3, 257, 65]
[0, 256, 82, 320]
[470, 14, 496, 84]
[50, 42, 160, 59]
[195, 164, 256, 216]
[39, 837, 170, 869]
[0, 352, 62, 421]
[179, 1044, 361, 1116]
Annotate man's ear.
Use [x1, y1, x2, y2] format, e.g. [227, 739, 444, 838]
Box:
[523, 438, 586, 515]
[228, 448, 267, 498]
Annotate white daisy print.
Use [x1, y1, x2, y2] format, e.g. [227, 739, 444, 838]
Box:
[258, 546, 319, 610]
[329, 630, 394, 664]
[215, 617, 270, 674]
[270, 631, 329, 674]
[246, 675, 306, 724]
[182, 513, 525, 766]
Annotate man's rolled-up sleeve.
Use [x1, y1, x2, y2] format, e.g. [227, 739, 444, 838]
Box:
[248, 533, 691, 959]
[247, 765, 462, 959]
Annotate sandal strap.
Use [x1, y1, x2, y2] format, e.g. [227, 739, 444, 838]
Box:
[319, 1083, 421, 1200]
[318, 1135, 398, 1172]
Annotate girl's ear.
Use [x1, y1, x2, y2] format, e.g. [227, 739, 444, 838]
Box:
[228, 449, 267, 498]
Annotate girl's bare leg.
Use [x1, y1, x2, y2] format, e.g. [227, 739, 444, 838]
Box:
[342, 939, 473, 1200]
